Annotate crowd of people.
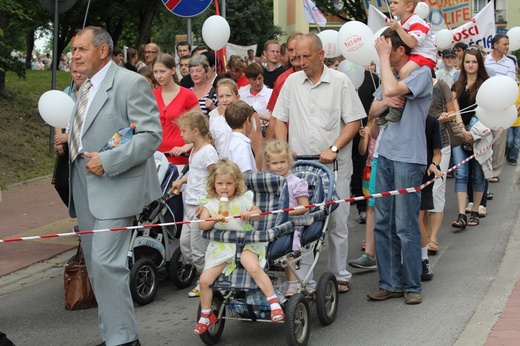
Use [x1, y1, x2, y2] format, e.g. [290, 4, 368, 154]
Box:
[54, 1, 520, 343]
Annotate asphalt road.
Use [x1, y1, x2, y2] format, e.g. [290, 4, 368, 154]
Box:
[1, 164, 519, 346]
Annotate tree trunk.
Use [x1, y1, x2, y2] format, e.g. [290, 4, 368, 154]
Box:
[0, 70, 10, 99]
[25, 29, 35, 70]
[0, 9, 10, 98]
[137, 0, 159, 47]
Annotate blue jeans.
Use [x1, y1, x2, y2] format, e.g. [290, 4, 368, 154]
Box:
[374, 156, 425, 293]
[506, 126, 520, 161]
[451, 145, 485, 193]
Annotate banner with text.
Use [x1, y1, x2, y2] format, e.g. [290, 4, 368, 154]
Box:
[367, 2, 495, 51]
[447, 1, 495, 51]
[364, 0, 472, 30]
[225, 43, 259, 60]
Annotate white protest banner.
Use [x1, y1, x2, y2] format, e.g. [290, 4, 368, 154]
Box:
[367, 5, 388, 34]
[303, 0, 327, 27]
[364, 0, 449, 32]
[447, 1, 495, 50]
[225, 43, 258, 60]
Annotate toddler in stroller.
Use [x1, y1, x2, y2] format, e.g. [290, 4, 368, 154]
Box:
[194, 156, 339, 346]
[194, 159, 285, 335]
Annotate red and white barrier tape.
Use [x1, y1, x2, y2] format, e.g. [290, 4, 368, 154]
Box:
[0, 129, 501, 244]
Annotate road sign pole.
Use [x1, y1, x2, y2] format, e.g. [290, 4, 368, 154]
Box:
[187, 18, 192, 46]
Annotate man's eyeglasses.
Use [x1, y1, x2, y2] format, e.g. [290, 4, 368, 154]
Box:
[144, 51, 158, 54]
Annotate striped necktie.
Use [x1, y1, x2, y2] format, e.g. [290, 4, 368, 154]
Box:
[69, 79, 92, 162]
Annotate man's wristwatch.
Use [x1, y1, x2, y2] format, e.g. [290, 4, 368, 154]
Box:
[329, 145, 339, 154]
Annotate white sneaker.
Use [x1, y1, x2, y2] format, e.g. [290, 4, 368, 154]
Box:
[188, 283, 200, 298]
[465, 202, 473, 214]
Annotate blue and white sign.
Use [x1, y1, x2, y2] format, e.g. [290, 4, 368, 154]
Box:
[162, 0, 212, 18]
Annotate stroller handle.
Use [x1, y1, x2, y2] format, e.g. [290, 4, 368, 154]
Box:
[294, 155, 338, 172]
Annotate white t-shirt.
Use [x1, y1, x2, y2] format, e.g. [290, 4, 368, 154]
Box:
[226, 132, 257, 174]
[239, 85, 273, 115]
[184, 144, 219, 205]
[209, 108, 232, 158]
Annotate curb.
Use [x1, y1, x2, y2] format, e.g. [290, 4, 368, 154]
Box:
[454, 166, 520, 345]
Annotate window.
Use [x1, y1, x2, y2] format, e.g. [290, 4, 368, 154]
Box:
[473, 0, 489, 13]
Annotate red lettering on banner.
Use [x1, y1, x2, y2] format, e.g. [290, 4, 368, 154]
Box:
[452, 21, 480, 42]
[443, 7, 471, 26]
[164, 0, 181, 11]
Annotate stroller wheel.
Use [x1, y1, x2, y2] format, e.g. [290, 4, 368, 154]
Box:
[198, 290, 226, 345]
[316, 272, 338, 325]
[285, 293, 311, 346]
[129, 258, 159, 305]
[170, 247, 196, 289]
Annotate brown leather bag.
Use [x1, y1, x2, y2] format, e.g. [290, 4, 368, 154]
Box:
[446, 121, 465, 148]
[64, 242, 97, 310]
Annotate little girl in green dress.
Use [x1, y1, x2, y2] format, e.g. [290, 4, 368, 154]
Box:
[194, 159, 285, 335]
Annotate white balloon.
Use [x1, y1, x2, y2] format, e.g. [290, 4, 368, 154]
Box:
[202, 15, 230, 51]
[318, 30, 339, 58]
[476, 76, 519, 111]
[435, 29, 453, 50]
[415, 2, 430, 20]
[369, 26, 388, 67]
[475, 105, 518, 130]
[38, 90, 75, 128]
[337, 21, 375, 66]
[66, 52, 73, 58]
[507, 27, 520, 51]
[337, 59, 365, 89]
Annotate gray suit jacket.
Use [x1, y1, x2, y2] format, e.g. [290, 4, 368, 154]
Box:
[69, 62, 162, 219]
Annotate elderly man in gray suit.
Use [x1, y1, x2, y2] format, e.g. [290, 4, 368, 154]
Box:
[69, 26, 162, 346]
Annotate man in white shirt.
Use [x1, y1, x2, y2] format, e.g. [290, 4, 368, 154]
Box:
[273, 33, 366, 293]
[484, 34, 517, 183]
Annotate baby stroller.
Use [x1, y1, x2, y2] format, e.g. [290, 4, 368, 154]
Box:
[128, 152, 196, 305]
[197, 159, 339, 346]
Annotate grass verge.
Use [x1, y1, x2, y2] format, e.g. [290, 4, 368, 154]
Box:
[0, 70, 71, 189]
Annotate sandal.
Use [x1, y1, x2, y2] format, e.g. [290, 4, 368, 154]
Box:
[478, 205, 487, 218]
[451, 213, 467, 230]
[268, 298, 285, 322]
[194, 311, 218, 335]
[284, 281, 299, 298]
[427, 240, 439, 253]
[468, 211, 480, 226]
[337, 280, 350, 293]
[489, 176, 500, 183]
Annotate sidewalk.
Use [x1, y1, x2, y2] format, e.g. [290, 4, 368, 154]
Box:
[0, 176, 77, 277]
[0, 175, 519, 345]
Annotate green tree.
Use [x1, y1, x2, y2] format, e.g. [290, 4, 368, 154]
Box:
[225, 0, 282, 46]
[0, 0, 28, 98]
[153, 0, 281, 53]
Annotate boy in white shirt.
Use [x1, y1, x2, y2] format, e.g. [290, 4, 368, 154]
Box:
[224, 100, 257, 173]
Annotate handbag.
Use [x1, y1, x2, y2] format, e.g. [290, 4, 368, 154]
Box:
[446, 121, 465, 148]
[51, 146, 69, 207]
[64, 241, 97, 310]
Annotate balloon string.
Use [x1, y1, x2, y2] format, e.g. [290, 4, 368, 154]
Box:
[446, 103, 477, 118]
